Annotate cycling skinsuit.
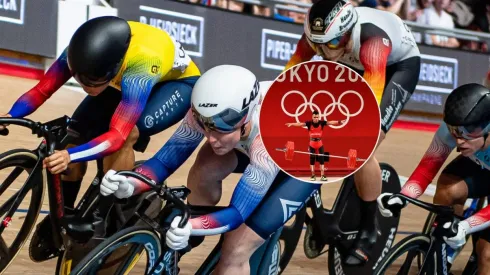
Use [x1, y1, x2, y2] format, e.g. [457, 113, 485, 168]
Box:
[7, 21, 200, 162]
[401, 123, 490, 240]
[286, 7, 421, 133]
[129, 81, 321, 239]
[306, 120, 328, 165]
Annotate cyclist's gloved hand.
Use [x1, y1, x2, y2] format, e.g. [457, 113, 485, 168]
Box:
[100, 169, 134, 198]
[166, 216, 192, 251]
[443, 220, 470, 249]
[377, 193, 407, 218]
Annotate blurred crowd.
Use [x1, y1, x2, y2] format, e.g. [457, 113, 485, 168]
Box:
[178, 0, 490, 52]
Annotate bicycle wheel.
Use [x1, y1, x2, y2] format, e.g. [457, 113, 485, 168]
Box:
[373, 234, 436, 275]
[70, 225, 163, 275]
[278, 205, 306, 274]
[0, 149, 44, 273]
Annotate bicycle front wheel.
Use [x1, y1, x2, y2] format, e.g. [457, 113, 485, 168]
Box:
[70, 225, 163, 275]
[0, 149, 44, 273]
[373, 234, 436, 275]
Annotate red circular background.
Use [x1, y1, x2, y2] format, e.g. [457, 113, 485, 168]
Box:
[259, 60, 381, 178]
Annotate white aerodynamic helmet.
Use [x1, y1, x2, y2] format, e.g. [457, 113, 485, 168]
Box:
[304, 0, 358, 45]
[191, 65, 261, 133]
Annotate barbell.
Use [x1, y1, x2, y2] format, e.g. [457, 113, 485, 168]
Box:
[275, 141, 367, 169]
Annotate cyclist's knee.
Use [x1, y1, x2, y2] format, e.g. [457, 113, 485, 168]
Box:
[220, 226, 264, 267]
[125, 126, 139, 147]
[434, 174, 467, 205]
[62, 162, 87, 181]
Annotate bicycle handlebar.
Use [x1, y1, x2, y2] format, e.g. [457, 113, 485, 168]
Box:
[116, 170, 190, 229]
[392, 193, 458, 217]
[0, 118, 37, 133]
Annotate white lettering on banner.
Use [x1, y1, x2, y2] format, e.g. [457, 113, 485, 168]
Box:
[419, 63, 453, 84]
[150, 18, 198, 46]
[0, 0, 23, 25]
[139, 5, 204, 57]
[0, 0, 16, 11]
[261, 28, 323, 71]
[266, 39, 296, 61]
[415, 54, 458, 94]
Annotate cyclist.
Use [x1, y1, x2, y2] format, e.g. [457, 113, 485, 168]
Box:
[284, 0, 421, 265]
[100, 65, 321, 275]
[0, 16, 200, 261]
[378, 83, 490, 274]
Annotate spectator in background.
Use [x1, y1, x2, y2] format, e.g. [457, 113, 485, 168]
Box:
[472, 0, 490, 33]
[274, 0, 311, 24]
[216, 0, 245, 12]
[253, 5, 271, 17]
[417, 0, 460, 48]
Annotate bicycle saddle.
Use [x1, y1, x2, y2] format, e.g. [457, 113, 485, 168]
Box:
[62, 214, 95, 243]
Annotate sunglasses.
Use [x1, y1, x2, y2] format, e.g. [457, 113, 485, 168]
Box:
[447, 124, 486, 140]
[192, 108, 246, 134]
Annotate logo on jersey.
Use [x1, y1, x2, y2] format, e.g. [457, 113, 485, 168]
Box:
[0, 0, 24, 25]
[139, 5, 204, 57]
[151, 65, 160, 74]
[281, 90, 364, 129]
[279, 199, 303, 223]
[382, 38, 390, 47]
[144, 90, 185, 128]
[260, 28, 323, 71]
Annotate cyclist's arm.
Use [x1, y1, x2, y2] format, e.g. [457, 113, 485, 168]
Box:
[129, 110, 204, 194]
[400, 124, 455, 198]
[189, 135, 279, 236]
[359, 28, 393, 105]
[465, 206, 490, 234]
[8, 49, 72, 117]
[284, 33, 316, 72]
[67, 65, 161, 163]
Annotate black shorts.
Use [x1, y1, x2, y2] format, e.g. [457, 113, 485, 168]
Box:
[341, 55, 421, 134]
[309, 146, 327, 165]
[231, 149, 321, 239]
[442, 155, 490, 242]
[70, 76, 199, 152]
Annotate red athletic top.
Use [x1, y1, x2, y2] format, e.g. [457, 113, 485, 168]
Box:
[306, 120, 327, 149]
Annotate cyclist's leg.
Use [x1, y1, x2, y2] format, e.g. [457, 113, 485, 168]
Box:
[347, 56, 421, 265]
[103, 76, 198, 172]
[186, 143, 246, 206]
[214, 173, 320, 274]
[475, 232, 490, 274]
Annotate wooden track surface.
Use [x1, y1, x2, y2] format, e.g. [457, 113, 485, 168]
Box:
[0, 75, 474, 274]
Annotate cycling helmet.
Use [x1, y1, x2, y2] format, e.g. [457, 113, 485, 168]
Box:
[67, 16, 131, 87]
[191, 65, 260, 133]
[443, 83, 490, 139]
[304, 0, 358, 47]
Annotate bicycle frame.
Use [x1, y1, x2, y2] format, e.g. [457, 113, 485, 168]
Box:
[306, 178, 358, 244]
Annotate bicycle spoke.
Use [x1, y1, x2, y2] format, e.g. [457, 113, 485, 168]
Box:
[0, 167, 23, 197]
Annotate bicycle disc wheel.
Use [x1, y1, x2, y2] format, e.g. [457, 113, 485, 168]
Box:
[0, 149, 44, 274]
[70, 225, 163, 275]
[373, 234, 436, 275]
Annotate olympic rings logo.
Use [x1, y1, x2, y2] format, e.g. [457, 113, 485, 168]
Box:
[281, 90, 364, 129]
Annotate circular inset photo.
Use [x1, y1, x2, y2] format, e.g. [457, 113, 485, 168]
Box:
[259, 60, 380, 183]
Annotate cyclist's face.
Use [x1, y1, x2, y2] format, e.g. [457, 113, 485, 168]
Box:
[205, 128, 241, 155]
[317, 44, 345, 61]
[454, 136, 485, 157]
[74, 75, 110, 96]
